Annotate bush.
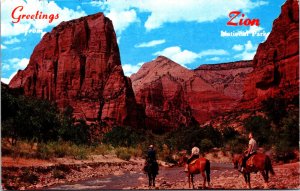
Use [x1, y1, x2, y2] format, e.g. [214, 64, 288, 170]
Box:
[243, 116, 271, 146]
[165, 125, 222, 153]
[115, 148, 131, 161]
[222, 127, 240, 143]
[274, 111, 299, 161]
[200, 139, 214, 153]
[227, 137, 248, 154]
[103, 126, 145, 147]
[36, 141, 89, 159]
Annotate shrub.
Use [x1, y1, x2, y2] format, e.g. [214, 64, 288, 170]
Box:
[115, 147, 131, 161]
[103, 126, 145, 147]
[200, 139, 214, 153]
[274, 111, 299, 161]
[243, 116, 271, 146]
[222, 127, 240, 143]
[165, 125, 222, 152]
[228, 137, 248, 154]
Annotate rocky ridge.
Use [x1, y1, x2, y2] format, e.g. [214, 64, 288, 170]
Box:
[131, 57, 253, 129]
[9, 13, 140, 127]
[241, 0, 299, 107]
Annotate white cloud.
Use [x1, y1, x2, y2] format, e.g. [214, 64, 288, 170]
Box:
[135, 39, 166, 48]
[1, 58, 29, 84]
[1, 72, 17, 84]
[154, 46, 228, 66]
[2, 64, 10, 71]
[154, 46, 198, 66]
[1, 44, 7, 49]
[12, 47, 22, 51]
[232, 44, 244, 51]
[137, 62, 144, 66]
[106, 9, 138, 34]
[122, 64, 141, 77]
[234, 40, 258, 60]
[206, 57, 221, 61]
[41, 31, 47, 39]
[198, 49, 228, 58]
[8, 58, 30, 70]
[92, 0, 268, 31]
[3, 37, 21, 45]
[1, 0, 86, 37]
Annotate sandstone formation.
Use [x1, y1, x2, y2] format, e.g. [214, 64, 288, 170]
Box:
[241, 0, 299, 107]
[9, 13, 140, 127]
[131, 56, 253, 129]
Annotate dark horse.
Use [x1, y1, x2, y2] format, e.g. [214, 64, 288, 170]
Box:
[144, 161, 159, 187]
[179, 156, 211, 189]
[232, 153, 275, 189]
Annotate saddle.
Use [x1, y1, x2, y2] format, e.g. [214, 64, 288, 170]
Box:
[246, 155, 255, 167]
[189, 159, 198, 165]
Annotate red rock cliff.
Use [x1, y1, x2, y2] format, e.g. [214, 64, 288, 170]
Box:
[9, 13, 140, 127]
[131, 56, 253, 129]
[242, 0, 299, 107]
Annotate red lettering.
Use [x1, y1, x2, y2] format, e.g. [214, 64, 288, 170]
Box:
[11, 6, 23, 23]
[227, 11, 260, 26]
[11, 6, 59, 24]
[227, 11, 240, 26]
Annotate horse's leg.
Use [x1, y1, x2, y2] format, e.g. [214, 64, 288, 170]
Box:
[188, 173, 191, 188]
[261, 171, 269, 189]
[247, 173, 251, 189]
[191, 174, 194, 189]
[201, 171, 206, 189]
[153, 174, 156, 187]
[243, 173, 248, 187]
[148, 173, 151, 187]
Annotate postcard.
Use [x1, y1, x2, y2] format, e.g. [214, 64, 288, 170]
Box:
[1, 0, 299, 190]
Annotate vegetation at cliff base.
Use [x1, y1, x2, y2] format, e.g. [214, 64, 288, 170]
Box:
[1, 85, 299, 163]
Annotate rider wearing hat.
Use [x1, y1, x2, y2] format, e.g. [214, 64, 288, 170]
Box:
[144, 144, 159, 175]
[147, 145, 157, 162]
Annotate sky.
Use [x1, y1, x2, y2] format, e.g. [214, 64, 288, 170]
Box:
[1, 0, 286, 83]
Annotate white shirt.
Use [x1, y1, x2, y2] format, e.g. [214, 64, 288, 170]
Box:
[249, 138, 257, 154]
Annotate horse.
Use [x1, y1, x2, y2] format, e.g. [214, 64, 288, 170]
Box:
[232, 153, 275, 189]
[144, 160, 159, 187]
[179, 155, 211, 189]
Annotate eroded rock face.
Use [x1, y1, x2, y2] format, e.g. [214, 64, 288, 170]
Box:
[242, 0, 299, 107]
[131, 56, 253, 129]
[9, 13, 140, 127]
[195, 61, 253, 100]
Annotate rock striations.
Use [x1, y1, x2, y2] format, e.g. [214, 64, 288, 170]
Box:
[9, 13, 140, 127]
[131, 56, 253, 129]
[242, 0, 299, 107]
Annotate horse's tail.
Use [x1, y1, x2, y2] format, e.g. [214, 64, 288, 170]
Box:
[205, 159, 211, 183]
[265, 155, 275, 175]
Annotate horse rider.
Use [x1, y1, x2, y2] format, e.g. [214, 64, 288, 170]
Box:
[240, 132, 257, 172]
[145, 145, 159, 174]
[185, 146, 200, 172]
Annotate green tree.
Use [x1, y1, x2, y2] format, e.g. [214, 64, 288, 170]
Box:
[244, 116, 271, 146]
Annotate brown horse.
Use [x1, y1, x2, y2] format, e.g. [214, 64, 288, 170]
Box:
[179, 156, 211, 189]
[232, 153, 275, 189]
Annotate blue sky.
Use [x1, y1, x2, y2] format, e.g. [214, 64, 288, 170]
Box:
[1, 0, 286, 83]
